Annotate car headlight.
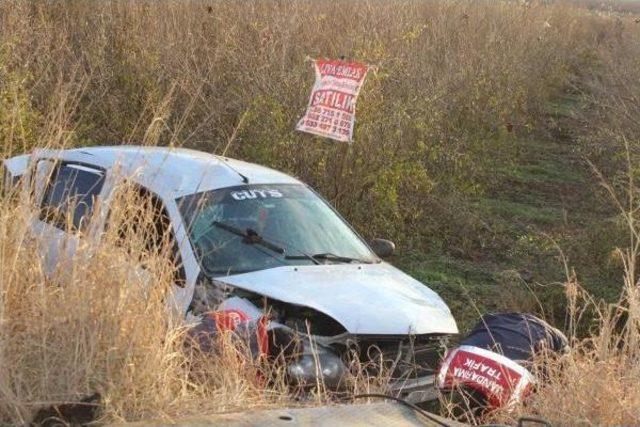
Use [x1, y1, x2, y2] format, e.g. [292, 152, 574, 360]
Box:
[287, 340, 346, 389]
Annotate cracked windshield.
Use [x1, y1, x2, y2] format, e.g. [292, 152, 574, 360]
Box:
[178, 184, 377, 276]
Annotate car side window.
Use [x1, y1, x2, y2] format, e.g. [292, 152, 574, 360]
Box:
[113, 185, 186, 287]
[39, 163, 105, 232]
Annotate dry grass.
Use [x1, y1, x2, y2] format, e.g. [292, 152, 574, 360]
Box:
[1, 0, 631, 248]
[2, 0, 640, 425]
[478, 147, 640, 425]
[501, 6, 640, 424]
[0, 126, 392, 424]
[0, 183, 398, 423]
[441, 245, 640, 426]
[0, 185, 289, 424]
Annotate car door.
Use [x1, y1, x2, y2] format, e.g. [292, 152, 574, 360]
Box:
[106, 183, 188, 313]
[33, 160, 106, 276]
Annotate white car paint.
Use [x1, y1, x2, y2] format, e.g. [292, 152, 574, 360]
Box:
[31, 146, 299, 198]
[3, 153, 29, 178]
[2, 145, 459, 337]
[216, 263, 458, 335]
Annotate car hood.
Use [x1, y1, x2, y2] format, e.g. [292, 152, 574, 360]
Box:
[216, 262, 458, 335]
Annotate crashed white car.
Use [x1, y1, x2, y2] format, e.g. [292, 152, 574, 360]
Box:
[2, 146, 458, 402]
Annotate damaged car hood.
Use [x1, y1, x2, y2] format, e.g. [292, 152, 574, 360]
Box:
[216, 262, 458, 335]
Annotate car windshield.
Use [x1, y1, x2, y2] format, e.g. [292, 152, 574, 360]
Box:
[177, 184, 378, 276]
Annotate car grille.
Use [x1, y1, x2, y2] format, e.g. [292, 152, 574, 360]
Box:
[335, 334, 448, 381]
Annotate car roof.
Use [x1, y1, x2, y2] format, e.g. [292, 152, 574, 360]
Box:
[25, 145, 302, 198]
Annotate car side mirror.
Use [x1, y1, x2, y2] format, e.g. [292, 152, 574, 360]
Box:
[371, 238, 395, 258]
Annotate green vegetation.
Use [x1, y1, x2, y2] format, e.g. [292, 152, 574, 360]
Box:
[398, 116, 623, 331]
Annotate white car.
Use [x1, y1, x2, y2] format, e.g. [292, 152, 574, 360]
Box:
[2, 146, 458, 402]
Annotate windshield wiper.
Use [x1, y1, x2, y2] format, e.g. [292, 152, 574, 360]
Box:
[213, 221, 285, 254]
[285, 252, 370, 264]
[212, 221, 320, 265]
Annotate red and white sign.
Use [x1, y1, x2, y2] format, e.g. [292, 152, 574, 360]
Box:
[436, 345, 535, 408]
[296, 58, 370, 142]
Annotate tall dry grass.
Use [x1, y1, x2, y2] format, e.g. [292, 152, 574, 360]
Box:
[0, 179, 296, 424]
[0, 73, 293, 421]
[0, 93, 393, 424]
[0, 181, 397, 423]
[498, 17, 640, 422]
[441, 181, 640, 426]
[489, 157, 640, 426]
[0, 0, 627, 251]
[3, 0, 640, 425]
[486, 38, 640, 422]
